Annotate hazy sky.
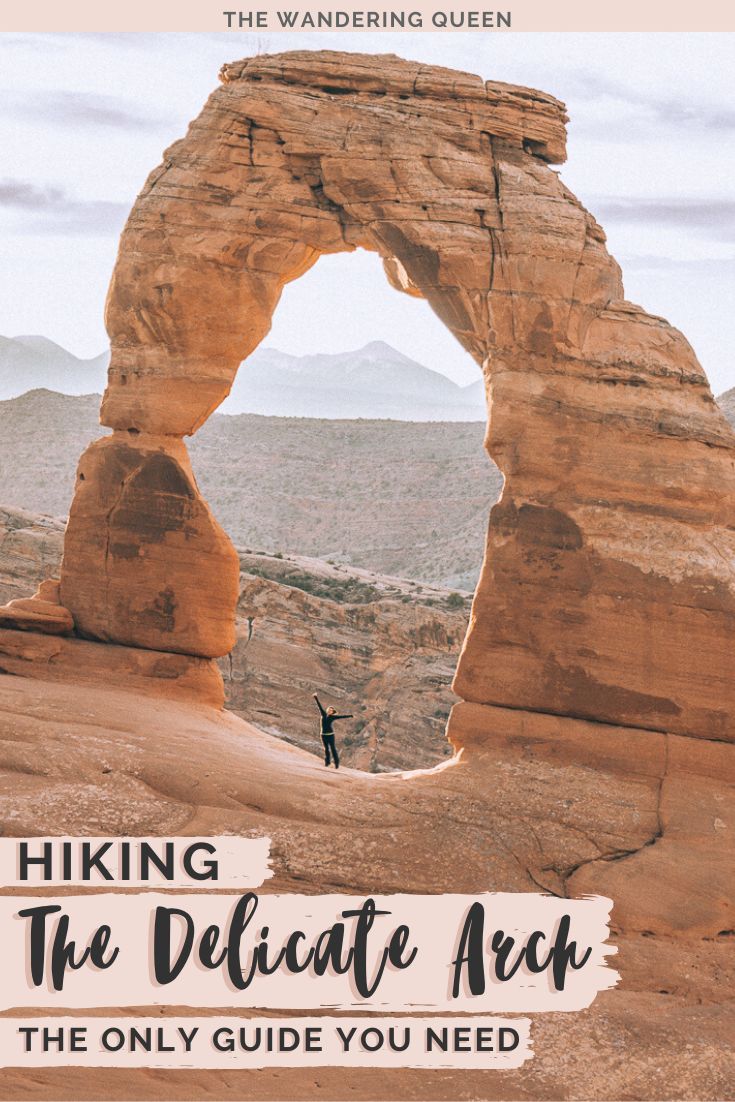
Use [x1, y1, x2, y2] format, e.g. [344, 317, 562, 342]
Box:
[0, 32, 733, 390]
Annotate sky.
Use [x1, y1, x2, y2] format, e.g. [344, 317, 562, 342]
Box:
[0, 32, 733, 391]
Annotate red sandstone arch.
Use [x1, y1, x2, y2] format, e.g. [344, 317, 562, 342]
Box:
[58, 51, 735, 743]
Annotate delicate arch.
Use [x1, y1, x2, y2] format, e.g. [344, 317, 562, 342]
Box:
[59, 51, 735, 743]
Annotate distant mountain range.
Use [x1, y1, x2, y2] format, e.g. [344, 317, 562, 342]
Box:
[226, 341, 486, 420]
[0, 335, 109, 399]
[4, 333, 732, 424]
[0, 335, 486, 421]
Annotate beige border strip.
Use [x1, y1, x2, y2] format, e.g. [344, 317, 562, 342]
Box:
[2, 1, 735, 33]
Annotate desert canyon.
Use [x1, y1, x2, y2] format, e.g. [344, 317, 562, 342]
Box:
[0, 51, 733, 1101]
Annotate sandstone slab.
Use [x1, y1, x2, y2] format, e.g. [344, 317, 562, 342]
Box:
[0, 627, 224, 707]
[0, 578, 73, 635]
[449, 701, 735, 937]
[2, 51, 734, 1102]
[0, 674, 731, 1100]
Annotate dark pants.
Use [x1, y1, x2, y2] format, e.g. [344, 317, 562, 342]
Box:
[322, 733, 339, 768]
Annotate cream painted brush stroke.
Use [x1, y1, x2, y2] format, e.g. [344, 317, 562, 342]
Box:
[0, 892, 618, 1012]
[0, 1015, 533, 1069]
[0, 837, 273, 891]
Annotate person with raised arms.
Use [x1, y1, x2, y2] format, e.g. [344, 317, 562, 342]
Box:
[312, 693, 353, 770]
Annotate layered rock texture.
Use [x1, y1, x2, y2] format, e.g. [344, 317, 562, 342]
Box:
[0, 677, 732, 1101]
[1, 51, 734, 1100]
[0, 578, 73, 635]
[1, 506, 465, 770]
[62, 435, 240, 656]
[54, 50, 735, 744]
[227, 552, 466, 770]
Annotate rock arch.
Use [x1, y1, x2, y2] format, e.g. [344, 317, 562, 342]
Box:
[59, 51, 735, 742]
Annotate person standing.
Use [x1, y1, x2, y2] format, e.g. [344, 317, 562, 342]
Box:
[312, 693, 352, 769]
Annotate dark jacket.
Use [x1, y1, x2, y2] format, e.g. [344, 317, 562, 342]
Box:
[314, 695, 352, 734]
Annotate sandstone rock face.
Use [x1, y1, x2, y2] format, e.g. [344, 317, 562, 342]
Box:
[57, 50, 735, 739]
[100, 53, 569, 437]
[229, 552, 467, 770]
[449, 702, 735, 939]
[457, 301, 735, 741]
[0, 506, 65, 597]
[4, 52, 734, 1098]
[60, 434, 240, 657]
[0, 578, 73, 635]
[2, 506, 465, 770]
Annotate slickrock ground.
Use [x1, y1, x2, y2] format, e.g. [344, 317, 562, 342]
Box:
[0, 506, 466, 770]
[0, 673, 732, 1101]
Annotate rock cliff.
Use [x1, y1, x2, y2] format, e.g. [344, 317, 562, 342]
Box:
[0, 506, 465, 770]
